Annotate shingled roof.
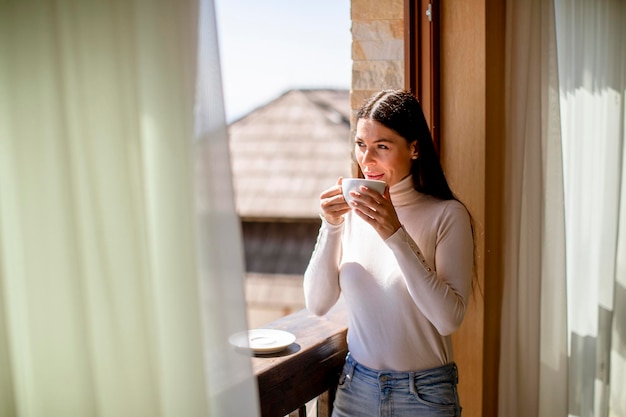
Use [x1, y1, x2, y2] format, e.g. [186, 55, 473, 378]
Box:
[228, 89, 352, 219]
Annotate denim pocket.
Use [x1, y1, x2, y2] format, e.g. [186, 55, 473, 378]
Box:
[411, 380, 458, 410]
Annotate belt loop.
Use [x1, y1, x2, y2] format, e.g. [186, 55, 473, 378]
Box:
[349, 357, 356, 375]
[452, 363, 459, 384]
[409, 372, 417, 395]
[344, 353, 356, 381]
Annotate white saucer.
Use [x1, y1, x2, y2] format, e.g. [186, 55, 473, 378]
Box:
[229, 329, 296, 354]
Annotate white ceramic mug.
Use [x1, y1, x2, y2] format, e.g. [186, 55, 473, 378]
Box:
[342, 178, 386, 204]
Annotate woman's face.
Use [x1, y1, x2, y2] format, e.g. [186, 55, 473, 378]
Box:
[354, 118, 417, 187]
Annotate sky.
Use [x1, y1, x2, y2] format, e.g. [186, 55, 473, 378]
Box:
[214, 0, 352, 122]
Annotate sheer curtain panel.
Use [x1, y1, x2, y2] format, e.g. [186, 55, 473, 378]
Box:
[0, 1, 260, 416]
[499, 0, 626, 416]
[498, 0, 568, 416]
[556, 1, 626, 416]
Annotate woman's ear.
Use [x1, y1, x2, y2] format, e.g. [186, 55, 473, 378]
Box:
[410, 141, 419, 157]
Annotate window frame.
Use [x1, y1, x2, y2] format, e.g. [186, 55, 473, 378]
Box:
[404, 0, 440, 153]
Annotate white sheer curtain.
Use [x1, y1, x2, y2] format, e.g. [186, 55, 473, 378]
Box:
[556, 1, 626, 416]
[499, 0, 568, 416]
[0, 1, 259, 416]
[499, 0, 625, 416]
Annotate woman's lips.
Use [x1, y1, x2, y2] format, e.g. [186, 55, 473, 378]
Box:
[364, 173, 384, 180]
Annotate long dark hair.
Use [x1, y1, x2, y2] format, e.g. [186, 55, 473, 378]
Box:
[355, 89, 454, 201]
[356, 89, 481, 296]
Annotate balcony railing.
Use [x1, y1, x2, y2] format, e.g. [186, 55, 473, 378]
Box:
[252, 304, 348, 417]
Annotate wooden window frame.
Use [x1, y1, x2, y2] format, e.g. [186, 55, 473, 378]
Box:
[404, 0, 440, 153]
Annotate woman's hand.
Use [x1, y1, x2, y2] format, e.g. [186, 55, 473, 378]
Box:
[348, 185, 402, 240]
[320, 178, 351, 225]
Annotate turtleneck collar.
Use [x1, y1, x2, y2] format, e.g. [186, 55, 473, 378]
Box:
[389, 175, 423, 206]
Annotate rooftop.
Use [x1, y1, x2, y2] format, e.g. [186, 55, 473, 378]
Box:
[229, 89, 352, 219]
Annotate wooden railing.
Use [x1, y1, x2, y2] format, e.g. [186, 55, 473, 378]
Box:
[252, 304, 348, 417]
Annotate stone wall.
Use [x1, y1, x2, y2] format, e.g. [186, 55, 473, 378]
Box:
[350, 0, 405, 122]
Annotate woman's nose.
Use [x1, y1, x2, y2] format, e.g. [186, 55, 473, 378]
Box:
[361, 148, 375, 164]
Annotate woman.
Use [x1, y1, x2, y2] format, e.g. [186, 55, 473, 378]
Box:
[303, 90, 474, 417]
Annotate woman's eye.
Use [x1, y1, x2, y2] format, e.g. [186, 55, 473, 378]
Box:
[356, 142, 366, 148]
[378, 144, 389, 150]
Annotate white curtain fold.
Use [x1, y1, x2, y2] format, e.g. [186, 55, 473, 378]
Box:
[194, 0, 260, 415]
[556, 1, 626, 416]
[500, 0, 626, 416]
[499, 0, 568, 416]
[0, 1, 259, 416]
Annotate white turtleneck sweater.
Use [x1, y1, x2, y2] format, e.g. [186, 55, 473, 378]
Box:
[303, 176, 474, 372]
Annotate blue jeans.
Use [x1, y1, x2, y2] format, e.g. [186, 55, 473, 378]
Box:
[332, 354, 461, 417]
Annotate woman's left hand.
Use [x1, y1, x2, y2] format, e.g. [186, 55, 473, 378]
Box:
[348, 185, 402, 240]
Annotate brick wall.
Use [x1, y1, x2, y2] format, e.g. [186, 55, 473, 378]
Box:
[350, 0, 405, 122]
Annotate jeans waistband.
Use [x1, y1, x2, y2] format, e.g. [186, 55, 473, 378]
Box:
[343, 353, 459, 386]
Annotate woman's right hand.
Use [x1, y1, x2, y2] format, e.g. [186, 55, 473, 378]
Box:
[320, 177, 351, 225]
